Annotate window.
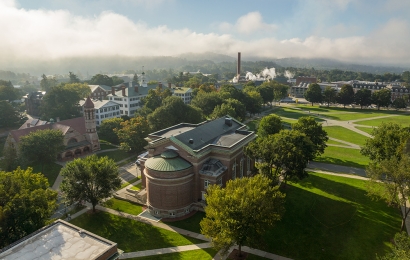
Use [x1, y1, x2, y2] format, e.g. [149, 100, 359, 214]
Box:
[240, 159, 244, 178]
[96, 115, 99, 119]
[185, 208, 190, 213]
[232, 159, 237, 179]
[204, 179, 211, 189]
[155, 210, 160, 215]
[169, 212, 175, 216]
[125, 104, 128, 108]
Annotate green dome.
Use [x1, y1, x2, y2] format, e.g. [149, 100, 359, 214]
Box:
[145, 150, 192, 172]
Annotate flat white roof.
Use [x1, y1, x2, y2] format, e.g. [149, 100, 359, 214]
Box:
[0, 220, 117, 260]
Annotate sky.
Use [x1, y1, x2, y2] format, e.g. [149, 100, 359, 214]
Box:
[2, 0, 410, 70]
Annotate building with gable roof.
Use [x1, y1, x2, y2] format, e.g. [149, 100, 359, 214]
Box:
[138, 116, 256, 219]
[5, 97, 100, 160]
[88, 85, 110, 100]
[79, 98, 121, 126]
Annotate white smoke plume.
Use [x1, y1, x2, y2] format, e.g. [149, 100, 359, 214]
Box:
[232, 75, 239, 83]
[284, 70, 295, 79]
[261, 67, 276, 79]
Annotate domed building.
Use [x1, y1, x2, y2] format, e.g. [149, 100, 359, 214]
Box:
[140, 116, 256, 219]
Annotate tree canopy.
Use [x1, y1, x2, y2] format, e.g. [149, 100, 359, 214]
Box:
[323, 86, 336, 107]
[0, 101, 25, 128]
[68, 71, 80, 83]
[0, 167, 58, 247]
[19, 129, 65, 174]
[0, 83, 19, 101]
[377, 232, 410, 260]
[354, 88, 372, 109]
[292, 116, 328, 157]
[115, 116, 150, 152]
[40, 74, 58, 92]
[304, 83, 323, 106]
[337, 84, 355, 108]
[372, 89, 391, 110]
[257, 114, 283, 137]
[200, 174, 285, 257]
[98, 117, 123, 144]
[40, 84, 82, 120]
[392, 97, 407, 110]
[60, 155, 121, 212]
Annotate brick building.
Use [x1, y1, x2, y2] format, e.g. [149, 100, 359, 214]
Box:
[139, 116, 256, 219]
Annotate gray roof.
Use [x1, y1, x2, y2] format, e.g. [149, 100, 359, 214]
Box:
[107, 84, 159, 98]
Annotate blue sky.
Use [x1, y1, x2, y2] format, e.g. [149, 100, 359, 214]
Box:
[2, 0, 410, 67]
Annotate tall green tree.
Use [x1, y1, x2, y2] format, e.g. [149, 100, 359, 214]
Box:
[191, 91, 223, 116]
[40, 85, 82, 120]
[89, 74, 113, 86]
[392, 97, 407, 110]
[257, 114, 283, 137]
[1, 140, 18, 171]
[210, 103, 236, 120]
[223, 98, 246, 122]
[377, 232, 410, 260]
[366, 156, 410, 231]
[0, 167, 58, 247]
[115, 116, 150, 152]
[244, 90, 263, 115]
[336, 84, 355, 108]
[68, 71, 80, 83]
[60, 155, 121, 212]
[0, 101, 23, 128]
[200, 175, 285, 257]
[304, 83, 323, 106]
[19, 129, 65, 174]
[40, 74, 58, 92]
[354, 88, 372, 109]
[360, 123, 410, 163]
[372, 89, 391, 110]
[98, 117, 123, 144]
[63, 83, 91, 98]
[272, 82, 289, 104]
[257, 82, 274, 106]
[0, 84, 19, 101]
[323, 86, 336, 107]
[292, 116, 328, 157]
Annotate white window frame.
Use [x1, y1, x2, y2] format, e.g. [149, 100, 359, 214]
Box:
[204, 179, 211, 189]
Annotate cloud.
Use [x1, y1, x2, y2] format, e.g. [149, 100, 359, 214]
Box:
[1, 2, 410, 71]
[218, 12, 278, 35]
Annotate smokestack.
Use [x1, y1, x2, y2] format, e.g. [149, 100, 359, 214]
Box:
[121, 85, 126, 96]
[111, 86, 115, 95]
[237, 52, 241, 76]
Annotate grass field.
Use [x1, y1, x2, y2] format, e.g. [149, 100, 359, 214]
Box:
[99, 143, 118, 150]
[272, 108, 324, 121]
[125, 248, 218, 260]
[323, 126, 369, 146]
[354, 126, 375, 135]
[29, 162, 62, 187]
[264, 173, 401, 260]
[103, 198, 143, 215]
[326, 139, 349, 146]
[354, 115, 410, 126]
[70, 211, 205, 252]
[165, 211, 206, 234]
[314, 146, 369, 168]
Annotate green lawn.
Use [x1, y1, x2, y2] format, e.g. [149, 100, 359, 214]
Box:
[29, 162, 62, 187]
[103, 198, 143, 215]
[130, 182, 142, 191]
[120, 176, 140, 189]
[272, 108, 324, 121]
[355, 126, 375, 135]
[326, 139, 348, 146]
[314, 146, 370, 168]
[70, 211, 205, 252]
[354, 115, 410, 127]
[125, 248, 218, 260]
[323, 126, 369, 146]
[97, 150, 136, 162]
[165, 211, 205, 234]
[100, 143, 118, 150]
[264, 173, 401, 260]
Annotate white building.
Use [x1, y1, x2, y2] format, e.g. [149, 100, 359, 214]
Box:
[172, 87, 193, 104]
[80, 98, 121, 126]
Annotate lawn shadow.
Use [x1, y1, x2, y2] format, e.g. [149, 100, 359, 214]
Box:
[271, 108, 324, 122]
[263, 174, 400, 260]
[313, 156, 366, 168]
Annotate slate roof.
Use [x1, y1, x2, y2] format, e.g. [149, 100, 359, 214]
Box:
[79, 99, 120, 109]
[107, 84, 160, 98]
[10, 117, 86, 143]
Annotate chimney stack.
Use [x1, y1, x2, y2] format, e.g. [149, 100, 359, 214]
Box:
[134, 86, 139, 93]
[237, 52, 241, 77]
[168, 82, 171, 88]
[111, 86, 115, 95]
[121, 85, 126, 96]
[158, 82, 162, 89]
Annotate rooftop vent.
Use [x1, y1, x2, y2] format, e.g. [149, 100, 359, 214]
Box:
[225, 118, 232, 127]
[189, 138, 194, 144]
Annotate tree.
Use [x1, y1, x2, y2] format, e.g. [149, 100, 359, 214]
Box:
[40, 84, 82, 120]
[366, 156, 410, 231]
[191, 91, 223, 116]
[0, 101, 23, 128]
[272, 82, 289, 105]
[98, 117, 123, 144]
[257, 82, 274, 106]
[200, 175, 285, 257]
[360, 123, 410, 163]
[40, 74, 58, 92]
[0, 167, 58, 247]
[0, 84, 18, 101]
[133, 73, 139, 83]
[223, 98, 246, 122]
[1, 139, 18, 171]
[377, 232, 410, 260]
[210, 103, 236, 120]
[257, 114, 283, 137]
[304, 83, 323, 106]
[69, 72, 80, 83]
[372, 89, 391, 110]
[111, 76, 124, 86]
[115, 116, 150, 152]
[243, 90, 263, 115]
[63, 83, 91, 98]
[89, 74, 113, 86]
[60, 155, 121, 212]
[142, 89, 162, 111]
[292, 116, 328, 157]
[354, 88, 372, 109]
[336, 84, 354, 108]
[392, 97, 407, 110]
[323, 86, 336, 107]
[19, 129, 65, 174]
